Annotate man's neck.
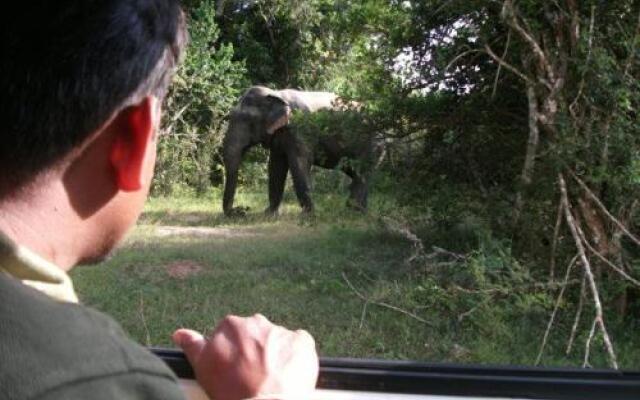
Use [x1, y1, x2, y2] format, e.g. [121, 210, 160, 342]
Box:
[0, 180, 84, 271]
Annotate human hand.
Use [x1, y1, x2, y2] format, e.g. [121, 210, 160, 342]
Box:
[172, 314, 319, 400]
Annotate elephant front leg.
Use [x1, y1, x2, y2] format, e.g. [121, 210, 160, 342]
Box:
[266, 152, 288, 216]
[288, 153, 314, 214]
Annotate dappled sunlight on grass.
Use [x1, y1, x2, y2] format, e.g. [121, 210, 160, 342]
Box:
[73, 190, 438, 359]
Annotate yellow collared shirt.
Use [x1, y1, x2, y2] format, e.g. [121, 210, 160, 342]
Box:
[0, 232, 79, 303]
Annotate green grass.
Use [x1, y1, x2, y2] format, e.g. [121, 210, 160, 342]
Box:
[70, 189, 640, 369]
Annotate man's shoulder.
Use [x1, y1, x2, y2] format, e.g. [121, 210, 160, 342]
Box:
[0, 273, 183, 400]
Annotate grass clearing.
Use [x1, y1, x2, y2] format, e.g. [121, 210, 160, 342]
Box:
[71, 189, 640, 368]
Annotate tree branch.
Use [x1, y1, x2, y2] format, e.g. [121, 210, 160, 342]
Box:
[569, 171, 640, 248]
[342, 272, 433, 326]
[549, 196, 564, 281]
[492, 30, 512, 99]
[445, 49, 482, 73]
[566, 0, 580, 51]
[535, 253, 578, 365]
[583, 316, 598, 368]
[513, 82, 541, 223]
[484, 43, 535, 86]
[559, 174, 618, 369]
[578, 228, 640, 288]
[501, 0, 555, 81]
[569, 5, 596, 117]
[623, 9, 640, 79]
[216, 0, 226, 17]
[566, 274, 586, 355]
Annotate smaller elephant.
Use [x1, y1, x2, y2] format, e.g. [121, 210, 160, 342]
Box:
[222, 86, 381, 216]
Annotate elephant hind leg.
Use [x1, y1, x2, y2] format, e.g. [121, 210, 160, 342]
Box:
[343, 166, 368, 212]
[348, 178, 368, 212]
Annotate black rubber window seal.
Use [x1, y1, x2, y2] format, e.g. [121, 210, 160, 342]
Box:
[150, 348, 640, 400]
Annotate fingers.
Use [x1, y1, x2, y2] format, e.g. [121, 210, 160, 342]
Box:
[295, 329, 315, 347]
[252, 313, 270, 324]
[214, 314, 272, 341]
[215, 314, 268, 329]
[179, 314, 319, 400]
[293, 328, 319, 382]
[172, 328, 206, 366]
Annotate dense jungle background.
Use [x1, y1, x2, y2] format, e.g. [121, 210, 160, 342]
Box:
[73, 0, 640, 369]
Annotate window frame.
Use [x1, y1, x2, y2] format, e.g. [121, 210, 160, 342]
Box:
[151, 348, 640, 400]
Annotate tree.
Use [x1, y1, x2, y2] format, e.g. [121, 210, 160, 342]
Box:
[153, 0, 247, 194]
[324, 0, 640, 367]
[436, 0, 640, 368]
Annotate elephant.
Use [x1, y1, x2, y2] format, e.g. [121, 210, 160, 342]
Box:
[222, 85, 381, 216]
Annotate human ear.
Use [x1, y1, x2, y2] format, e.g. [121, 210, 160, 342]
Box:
[109, 96, 159, 191]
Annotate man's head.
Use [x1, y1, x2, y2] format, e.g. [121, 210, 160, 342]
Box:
[0, 1, 187, 267]
[0, 0, 186, 187]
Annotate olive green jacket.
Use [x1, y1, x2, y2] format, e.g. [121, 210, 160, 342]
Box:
[0, 232, 185, 400]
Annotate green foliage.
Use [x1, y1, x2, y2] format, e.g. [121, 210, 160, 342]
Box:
[153, 1, 246, 195]
[217, 0, 341, 88]
[140, 0, 640, 368]
[291, 107, 371, 165]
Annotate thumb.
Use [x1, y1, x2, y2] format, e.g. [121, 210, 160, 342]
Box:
[172, 328, 206, 366]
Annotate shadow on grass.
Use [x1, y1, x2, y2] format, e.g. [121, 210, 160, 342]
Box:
[139, 209, 285, 227]
[139, 206, 361, 228]
[139, 210, 216, 226]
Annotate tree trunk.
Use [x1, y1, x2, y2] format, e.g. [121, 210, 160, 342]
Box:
[513, 83, 540, 223]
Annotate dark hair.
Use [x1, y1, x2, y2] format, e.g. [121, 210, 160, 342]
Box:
[0, 0, 186, 184]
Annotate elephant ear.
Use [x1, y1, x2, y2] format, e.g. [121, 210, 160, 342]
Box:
[265, 94, 291, 135]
